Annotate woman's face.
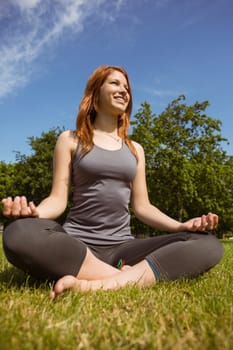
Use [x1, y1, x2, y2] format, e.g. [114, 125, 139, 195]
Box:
[97, 70, 130, 116]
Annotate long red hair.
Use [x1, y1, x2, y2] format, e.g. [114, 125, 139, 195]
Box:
[76, 65, 137, 159]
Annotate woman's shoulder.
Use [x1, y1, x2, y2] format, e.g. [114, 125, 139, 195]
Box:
[131, 140, 144, 154]
[57, 130, 79, 153]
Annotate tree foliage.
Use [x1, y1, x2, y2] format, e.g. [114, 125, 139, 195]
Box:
[12, 128, 63, 203]
[131, 96, 233, 236]
[0, 128, 63, 224]
[0, 162, 16, 226]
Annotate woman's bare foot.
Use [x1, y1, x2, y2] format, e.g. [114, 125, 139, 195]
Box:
[51, 260, 156, 299]
[50, 275, 99, 299]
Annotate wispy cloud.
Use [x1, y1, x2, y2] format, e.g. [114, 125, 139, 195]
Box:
[142, 87, 182, 98]
[10, 0, 42, 11]
[0, 0, 123, 99]
[179, 13, 205, 30]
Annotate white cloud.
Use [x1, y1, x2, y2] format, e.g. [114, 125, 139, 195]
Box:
[115, 0, 124, 11]
[143, 87, 181, 98]
[0, 0, 123, 99]
[10, 0, 42, 11]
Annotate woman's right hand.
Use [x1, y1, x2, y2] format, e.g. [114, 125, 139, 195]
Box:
[1, 196, 39, 219]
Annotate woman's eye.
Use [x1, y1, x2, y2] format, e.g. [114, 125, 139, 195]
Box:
[109, 81, 129, 91]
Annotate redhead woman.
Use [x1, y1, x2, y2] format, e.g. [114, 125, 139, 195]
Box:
[2, 65, 223, 298]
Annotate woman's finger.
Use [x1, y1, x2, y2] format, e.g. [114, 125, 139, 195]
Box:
[20, 196, 29, 216]
[11, 196, 21, 217]
[29, 201, 39, 217]
[201, 215, 209, 230]
[2, 197, 13, 216]
[207, 212, 218, 230]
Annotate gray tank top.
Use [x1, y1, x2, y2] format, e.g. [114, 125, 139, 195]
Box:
[63, 142, 137, 245]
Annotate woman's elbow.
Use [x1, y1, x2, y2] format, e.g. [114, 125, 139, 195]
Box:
[131, 202, 149, 219]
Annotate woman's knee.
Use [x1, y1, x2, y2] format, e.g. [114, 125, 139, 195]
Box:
[192, 232, 224, 269]
[206, 233, 224, 265]
[3, 218, 42, 256]
[3, 219, 24, 252]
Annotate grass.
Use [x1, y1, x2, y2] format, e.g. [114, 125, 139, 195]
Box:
[0, 239, 232, 350]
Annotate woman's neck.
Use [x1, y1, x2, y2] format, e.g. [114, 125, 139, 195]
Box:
[94, 113, 119, 133]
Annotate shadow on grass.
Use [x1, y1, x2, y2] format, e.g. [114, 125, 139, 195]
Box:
[0, 266, 52, 289]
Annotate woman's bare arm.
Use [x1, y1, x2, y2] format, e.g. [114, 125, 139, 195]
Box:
[2, 130, 77, 220]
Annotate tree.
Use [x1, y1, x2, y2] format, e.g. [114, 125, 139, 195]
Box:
[131, 96, 233, 236]
[130, 102, 159, 236]
[0, 162, 16, 226]
[12, 128, 62, 203]
[0, 127, 67, 224]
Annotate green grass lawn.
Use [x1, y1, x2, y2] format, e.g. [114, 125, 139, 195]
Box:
[0, 239, 232, 350]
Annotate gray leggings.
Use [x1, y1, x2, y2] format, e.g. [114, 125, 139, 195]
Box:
[2, 218, 224, 281]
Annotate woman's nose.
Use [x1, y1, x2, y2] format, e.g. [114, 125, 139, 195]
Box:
[119, 85, 128, 94]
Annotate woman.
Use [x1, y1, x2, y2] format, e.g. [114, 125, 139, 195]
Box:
[2, 65, 223, 299]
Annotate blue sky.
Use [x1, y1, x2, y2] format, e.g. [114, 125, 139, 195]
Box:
[0, 0, 232, 163]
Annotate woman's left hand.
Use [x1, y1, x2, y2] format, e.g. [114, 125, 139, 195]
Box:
[182, 212, 218, 232]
